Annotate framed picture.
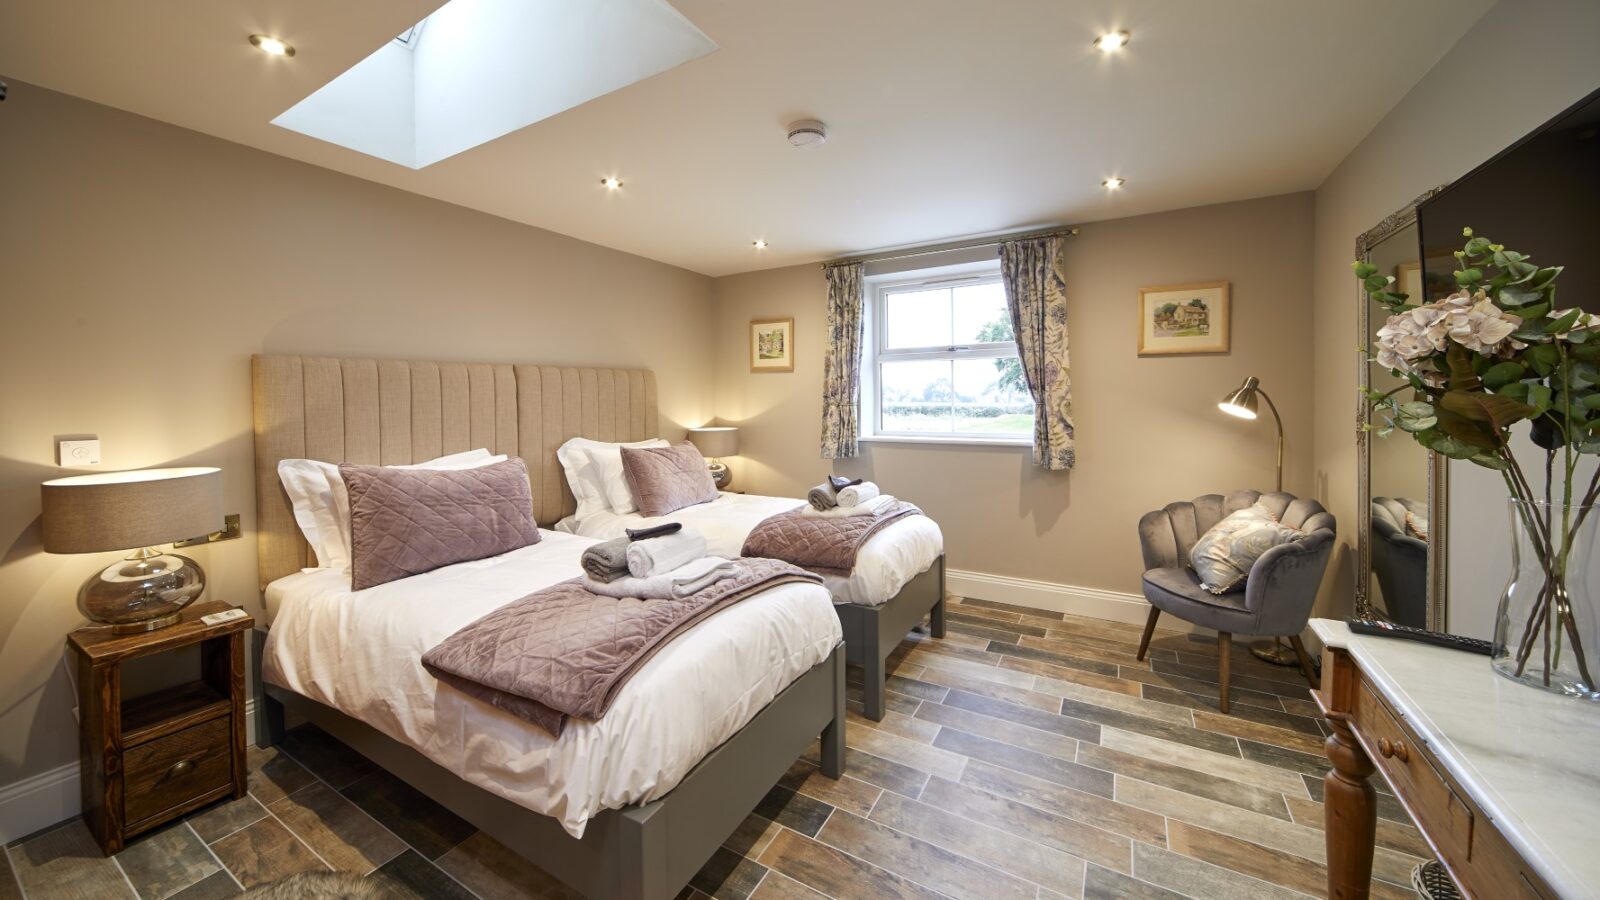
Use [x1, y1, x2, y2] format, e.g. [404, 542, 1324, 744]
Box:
[750, 317, 795, 373]
[1137, 281, 1230, 356]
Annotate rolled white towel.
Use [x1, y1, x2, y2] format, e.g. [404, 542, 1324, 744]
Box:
[836, 481, 880, 507]
[625, 528, 708, 578]
[800, 494, 896, 518]
[582, 556, 738, 600]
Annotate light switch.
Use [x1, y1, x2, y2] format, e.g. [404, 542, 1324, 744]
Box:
[58, 439, 101, 466]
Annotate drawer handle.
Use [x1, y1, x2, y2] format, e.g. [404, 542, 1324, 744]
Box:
[166, 759, 197, 779]
[1378, 738, 1409, 762]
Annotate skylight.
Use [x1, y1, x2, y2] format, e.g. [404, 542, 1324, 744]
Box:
[272, 0, 716, 169]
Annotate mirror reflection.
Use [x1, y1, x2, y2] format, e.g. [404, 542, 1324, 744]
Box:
[1366, 221, 1433, 628]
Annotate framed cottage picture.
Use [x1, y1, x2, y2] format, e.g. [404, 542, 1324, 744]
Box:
[750, 317, 795, 373]
[1137, 281, 1230, 356]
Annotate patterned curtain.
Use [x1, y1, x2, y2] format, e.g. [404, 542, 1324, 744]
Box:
[820, 262, 865, 459]
[1000, 236, 1075, 470]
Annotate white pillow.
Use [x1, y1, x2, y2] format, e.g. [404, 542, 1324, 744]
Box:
[277, 458, 348, 569]
[277, 449, 500, 570]
[557, 438, 667, 520]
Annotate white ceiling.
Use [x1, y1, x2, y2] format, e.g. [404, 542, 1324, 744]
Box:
[0, 0, 1494, 276]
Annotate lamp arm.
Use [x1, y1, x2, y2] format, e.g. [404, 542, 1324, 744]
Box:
[1255, 388, 1284, 492]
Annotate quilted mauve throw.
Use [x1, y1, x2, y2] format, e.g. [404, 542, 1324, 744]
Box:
[741, 501, 922, 576]
[420, 558, 822, 736]
[341, 457, 541, 590]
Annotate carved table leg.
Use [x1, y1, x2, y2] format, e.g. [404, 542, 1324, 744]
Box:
[1324, 712, 1377, 899]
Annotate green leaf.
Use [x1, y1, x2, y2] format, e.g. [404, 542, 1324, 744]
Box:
[1546, 308, 1583, 334]
[1514, 301, 1550, 322]
[1364, 274, 1392, 293]
[1530, 266, 1563, 289]
[1352, 261, 1378, 279]
[1434, 405, 1502, 450]
[1465, 237, 1493, 256]
[1482, 361, 1525, 389]
[1528, 382, 1554, 413]
[1455, 268, 1484, 285]
[1528, 343, 1561, 376]
[1416, 428, 1483, 460]
[1573, 342, 1600, 361]
[1498, 382, 1531, 400]
[1470, 452, 1511, 470]
[1497, 285, 1542, 307]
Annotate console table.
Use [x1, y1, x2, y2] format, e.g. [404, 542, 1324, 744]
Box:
[1311, 619, 1600, 899]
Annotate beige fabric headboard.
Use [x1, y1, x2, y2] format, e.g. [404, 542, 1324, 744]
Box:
[252, 355, 658, 591]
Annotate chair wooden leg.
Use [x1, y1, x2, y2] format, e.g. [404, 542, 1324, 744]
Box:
[1288, 635, 1318, 689]
[1217, 632, 1232, 714]
[1136, 607, 1161, 661]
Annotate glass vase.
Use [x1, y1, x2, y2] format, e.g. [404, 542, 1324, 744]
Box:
[1492, 498, 1600, 699]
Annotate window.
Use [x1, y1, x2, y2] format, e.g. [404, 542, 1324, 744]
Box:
[863, 269, 1033, 443]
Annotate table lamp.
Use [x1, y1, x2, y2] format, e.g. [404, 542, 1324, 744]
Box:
[41, 466, 223, 633]
[687, 426, 739, 489]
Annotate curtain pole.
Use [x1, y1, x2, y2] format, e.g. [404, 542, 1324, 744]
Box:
[821, 226, 1080, 270]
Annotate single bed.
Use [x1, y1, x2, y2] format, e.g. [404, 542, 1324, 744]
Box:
[559, 490, 947, 720]
[251, 355, 847, 900]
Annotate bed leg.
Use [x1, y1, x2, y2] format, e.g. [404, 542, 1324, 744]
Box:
[821, 644, 846, 779]
[251, 629, 285, 749]
[862, 647, 886, 723]
[930, 555, 948, 638]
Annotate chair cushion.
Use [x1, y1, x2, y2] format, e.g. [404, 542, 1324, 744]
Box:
[1143, 567, 1248, 612]
[1189, 505, 1305, 594]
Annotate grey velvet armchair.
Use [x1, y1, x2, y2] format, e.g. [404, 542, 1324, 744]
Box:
[1135, 490, 1335, 712]
[1371, 497, 1428, 629]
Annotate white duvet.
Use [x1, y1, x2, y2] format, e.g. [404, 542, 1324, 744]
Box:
[557, 492, 944, 607]
[261, 530, 841, 839]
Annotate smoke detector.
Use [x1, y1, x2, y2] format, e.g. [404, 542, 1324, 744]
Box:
[786, 119, 827, 148]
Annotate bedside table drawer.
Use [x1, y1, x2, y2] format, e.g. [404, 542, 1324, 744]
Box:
[123, 717, 233, 826]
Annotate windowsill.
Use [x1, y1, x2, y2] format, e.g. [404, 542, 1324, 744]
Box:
[857, 435, 1032, 448]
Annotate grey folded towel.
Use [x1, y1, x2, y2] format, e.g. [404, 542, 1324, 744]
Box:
[807, 482, 838, 511]
[626, 528, 708, 578]
[580, 536, 632, 583]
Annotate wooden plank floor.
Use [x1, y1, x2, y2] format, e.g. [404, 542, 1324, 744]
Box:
[5, 598, 1428, 899]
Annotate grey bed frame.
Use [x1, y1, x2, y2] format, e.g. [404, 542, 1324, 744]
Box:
[840, 554, 947, 720]
[248, 355, 848, 900]
[254, 635, 844, 900]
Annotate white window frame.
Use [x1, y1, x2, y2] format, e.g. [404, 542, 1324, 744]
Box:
[860, 266, 1032, 446]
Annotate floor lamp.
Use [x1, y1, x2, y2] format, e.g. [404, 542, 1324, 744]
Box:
[1217, 376, 1297, 666]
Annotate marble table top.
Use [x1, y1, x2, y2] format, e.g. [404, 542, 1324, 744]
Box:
[1311, 619, 1600, 898]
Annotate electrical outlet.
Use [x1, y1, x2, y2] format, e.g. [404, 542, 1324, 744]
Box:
[58, 439, 101, 466]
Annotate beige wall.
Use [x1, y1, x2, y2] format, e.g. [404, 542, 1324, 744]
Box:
[1307, 0, 1600, 630]
[0, 83, 714, 785]
[712, 193, 1316, 592]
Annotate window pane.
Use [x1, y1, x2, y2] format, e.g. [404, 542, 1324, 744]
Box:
[951, 358, 1034, 435]
[880, 360, 953, 433]
[952, 282, 1012, 344]
[882, 288, 952, 350]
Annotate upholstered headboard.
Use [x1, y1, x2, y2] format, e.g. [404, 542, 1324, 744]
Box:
[252, 355, 658, 590]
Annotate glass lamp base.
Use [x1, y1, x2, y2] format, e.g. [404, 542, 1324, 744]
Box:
[708, 460, 731, 490]
[80, 548, 205, 634]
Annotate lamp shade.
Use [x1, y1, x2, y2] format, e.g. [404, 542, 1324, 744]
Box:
[1218, 376, 1262, 420]
[41, 467, 223, 554]
[687, 426, 739, 458]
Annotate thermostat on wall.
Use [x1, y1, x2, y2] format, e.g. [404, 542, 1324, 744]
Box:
[58, 439, 101, 466]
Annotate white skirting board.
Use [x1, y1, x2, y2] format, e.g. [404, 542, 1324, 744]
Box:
[0, 701, 257, 844]
[945, 568, 1209, 635]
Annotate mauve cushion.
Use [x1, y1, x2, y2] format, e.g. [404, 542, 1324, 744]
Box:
[620, 442, 719, 517]
[341, 457, 541, 590]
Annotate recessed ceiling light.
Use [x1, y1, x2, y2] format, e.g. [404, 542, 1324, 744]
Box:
[249, 34, 296, 57]
[1102, 176, 1125, 189]
[600, 177, 623, 190]
[752, 240, 768, 250]
[1093, 30, 1130, 52]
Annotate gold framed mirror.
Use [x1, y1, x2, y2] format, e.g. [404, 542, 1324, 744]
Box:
[1355, 188, 1451, 629]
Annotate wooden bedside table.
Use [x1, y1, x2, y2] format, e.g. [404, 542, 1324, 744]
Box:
[67, 599, 253, 855]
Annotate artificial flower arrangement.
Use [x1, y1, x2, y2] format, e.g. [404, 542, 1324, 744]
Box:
[1357, 228, 1598, 695]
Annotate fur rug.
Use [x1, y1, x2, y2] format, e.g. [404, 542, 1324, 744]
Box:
[240, 871, 400, 899]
